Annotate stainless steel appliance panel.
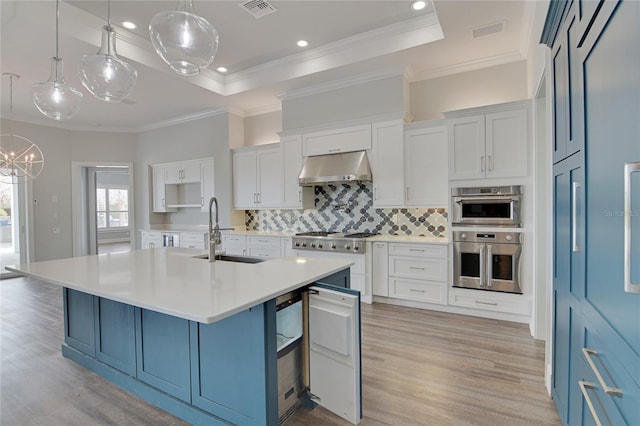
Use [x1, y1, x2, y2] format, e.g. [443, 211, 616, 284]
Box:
[451, 185, 523, 227]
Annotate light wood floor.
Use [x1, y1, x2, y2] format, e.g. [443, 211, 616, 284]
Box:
[1, 277, 560, 425]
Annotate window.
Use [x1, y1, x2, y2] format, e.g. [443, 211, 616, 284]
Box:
[96, 187, 129, 229]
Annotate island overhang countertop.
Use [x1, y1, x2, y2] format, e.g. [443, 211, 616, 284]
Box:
[7, 248, 353, 324]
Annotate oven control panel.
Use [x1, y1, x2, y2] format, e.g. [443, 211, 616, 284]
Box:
[453, 231, 522, 244]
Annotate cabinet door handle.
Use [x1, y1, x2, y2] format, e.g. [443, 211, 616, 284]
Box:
[149, 243, 154, 248]
[406, 187, 410, 201]
[298, 190, 301, 202]
[486, 244, 493, 288]
[409, 267, 425, 271]
[162, 198, 165, 207]
[582, 348, 623, 396]
[328, 148, 341, 153]
[488, 155, 493, 172]
[409, 289, 425, 293]
[409, 248, 424, 252]
[201, 197, 204, 206]
[479, 245, 486, 288]
[475, 300, 498, 306]
[480, 156, 485, 173]
[578, 381, 603, 426]
[572, 182, 582, 252]
[624, 162, 640, 293]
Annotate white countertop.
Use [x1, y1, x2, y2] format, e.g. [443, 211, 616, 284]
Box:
[7, 248, 353, 324]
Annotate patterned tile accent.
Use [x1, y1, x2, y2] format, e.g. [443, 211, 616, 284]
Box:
[245, 184, 448, 237]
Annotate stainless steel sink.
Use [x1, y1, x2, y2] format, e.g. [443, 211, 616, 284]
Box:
[192, 254, 264, 264]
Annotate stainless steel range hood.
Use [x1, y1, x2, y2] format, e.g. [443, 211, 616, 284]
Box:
[298, 151, 372, 186]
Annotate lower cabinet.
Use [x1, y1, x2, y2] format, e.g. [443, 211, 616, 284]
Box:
[135, 308, 191, 402]
[95, 298, 136, 376]
[64, 288, 96, 357]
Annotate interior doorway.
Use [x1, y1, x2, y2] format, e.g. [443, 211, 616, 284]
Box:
[71, 162, 135, 257]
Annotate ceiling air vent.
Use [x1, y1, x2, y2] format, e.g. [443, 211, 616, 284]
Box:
[471, 21, 506, 39]
[240, 0, 277, 18]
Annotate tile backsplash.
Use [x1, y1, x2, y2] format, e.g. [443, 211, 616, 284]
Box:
[245, 184, 447, 237]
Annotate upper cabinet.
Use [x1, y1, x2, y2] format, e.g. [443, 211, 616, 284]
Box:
[445, 101, 530, 180]
[302, 124, 372, 156]
[280, 135, 314, 209]
[232, 144, 282, 210]
[404, 124, 448, 207]
[165, 161, 201, 184]
[371, 120, 405, 207]
[151, 157, 214, 213]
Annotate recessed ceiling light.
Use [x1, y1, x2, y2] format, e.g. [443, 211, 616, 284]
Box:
[121, 21, 136, 30]
[297, 40, 308, 47]
[217, 66, 228, 73]
[411, 1, 427, 11]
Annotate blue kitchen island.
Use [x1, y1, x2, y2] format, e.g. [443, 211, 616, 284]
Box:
[8, 248, 361, 425]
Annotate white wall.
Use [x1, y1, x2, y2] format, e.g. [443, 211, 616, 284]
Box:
[244, 111, 282, 147]
[527, 0, 552, 98]
[1, 119, 136, 261]
[134, 113, 235, 243]
[282, 75, 406, 130]
[410, 61, 528, 121]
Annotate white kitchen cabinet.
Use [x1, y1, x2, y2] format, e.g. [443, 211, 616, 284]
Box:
[446, 101, 529, 180]
[165, 161, 200, 184]
[280, 135, 314, 209]
[232, 145, 282, 209]
[247, 235, 282, 258]
[221, 234, 247, 256]
[281, 237, 294, 257]
[371, 242, 389, 296]
[199, 158, 215, 212]
[404, 124, 448, 207]
[387, 242, 448, 305]
[180, 232, 208, 250]
[371, 120, 404, 207]
[141, 231, 163, 249]
[152, 166, 177, 213]
[302, 124, 372, 157]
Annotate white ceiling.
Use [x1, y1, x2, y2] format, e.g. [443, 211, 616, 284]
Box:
[0, 0, 536, 132]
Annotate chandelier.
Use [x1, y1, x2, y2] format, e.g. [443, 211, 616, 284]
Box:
[2, 73, 45, 182]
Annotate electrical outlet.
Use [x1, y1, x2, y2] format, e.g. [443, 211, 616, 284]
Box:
[52, 227, 60, 234]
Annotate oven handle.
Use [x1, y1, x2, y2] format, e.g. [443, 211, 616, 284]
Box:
[479, 245, 486, 288]
[454, 197, 520, 204]
[486, 245, 492, 288]
[624, 162, 640, 294]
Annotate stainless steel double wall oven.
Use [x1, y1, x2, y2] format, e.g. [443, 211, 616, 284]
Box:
[452, 186, 524, 294]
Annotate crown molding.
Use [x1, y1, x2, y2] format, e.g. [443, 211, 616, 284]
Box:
[244, 103, 282, 117]
[1, 115, 138, 134]
[278, 65, 408, 102]
[223, 13, 443, 96]
[410, 51, 526, 82]
[136, 107, 232, 133]
[442, 99, 532, 119]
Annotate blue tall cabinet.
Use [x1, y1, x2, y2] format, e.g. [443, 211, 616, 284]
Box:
[542, 1, 640, 425]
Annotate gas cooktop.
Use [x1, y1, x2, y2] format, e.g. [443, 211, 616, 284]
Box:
[292, 231, 378, 253]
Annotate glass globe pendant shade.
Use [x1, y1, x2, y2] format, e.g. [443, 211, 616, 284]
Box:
[78, 25, 138, 102]
[149, 1, 219, 76]
[31, 57, 83, 121]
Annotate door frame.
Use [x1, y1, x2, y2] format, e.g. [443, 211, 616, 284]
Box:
[0, 175, 34, 278]
[71, 161, 135, 257]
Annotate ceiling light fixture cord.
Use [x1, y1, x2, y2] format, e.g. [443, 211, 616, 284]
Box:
[78, 0, 138, 103]
[31, 0, 83, 121]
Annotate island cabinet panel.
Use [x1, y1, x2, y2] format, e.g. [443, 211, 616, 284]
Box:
[190, 301, 278, 426]
[135, 308, 191, 402]
[94, 298, 136, 376]
[63, 288, 95, 357]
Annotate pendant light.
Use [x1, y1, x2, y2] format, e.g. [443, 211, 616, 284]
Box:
[31, 0, 83, 121]
[149, 0, 219, 76]
[78, 0, 138, 102]
[2, 74, 45, 182]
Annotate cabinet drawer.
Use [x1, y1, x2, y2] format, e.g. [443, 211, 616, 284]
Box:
[247, 247, 281, 258]
[224, 247, 246, 256]
[388, 243, 447, 258]
[222, 234, 246, 246]
[180, 233, 206, 249]
[448, 289, 530, 316]
[142, 231, 162, 239]
[389, 277, 446, 305]
[388, 256, 447, 281]
[247, 236, 281, 249]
